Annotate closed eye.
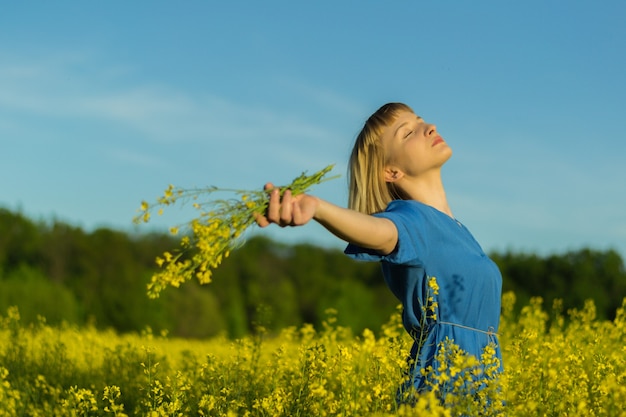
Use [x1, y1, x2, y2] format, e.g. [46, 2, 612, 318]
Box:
[404, 130, 413, 139]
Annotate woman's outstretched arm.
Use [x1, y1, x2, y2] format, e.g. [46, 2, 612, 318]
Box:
[254, 184, 398, 255]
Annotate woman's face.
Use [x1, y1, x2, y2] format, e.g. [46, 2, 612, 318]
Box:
[381, 110, 452, 180]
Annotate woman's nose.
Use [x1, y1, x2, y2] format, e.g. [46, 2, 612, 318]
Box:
[426, 123, 437, 136]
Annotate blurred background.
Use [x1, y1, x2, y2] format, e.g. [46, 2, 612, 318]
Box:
[1, 1, 625, 337]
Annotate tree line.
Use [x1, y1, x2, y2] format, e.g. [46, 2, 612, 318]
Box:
[0, 207, 624, 338]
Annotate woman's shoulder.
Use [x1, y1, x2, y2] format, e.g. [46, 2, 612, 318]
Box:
[385, 199, 431, 214]
[376, 200, 432, 228]
[383, 200, 452, 228]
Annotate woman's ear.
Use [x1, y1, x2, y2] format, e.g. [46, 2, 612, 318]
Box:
[384, 166, 403, 183]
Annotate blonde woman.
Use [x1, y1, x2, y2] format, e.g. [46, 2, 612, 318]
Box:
[255, 103, 503, 401]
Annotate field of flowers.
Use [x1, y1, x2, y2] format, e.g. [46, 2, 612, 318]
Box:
[1, 292, 625, 416]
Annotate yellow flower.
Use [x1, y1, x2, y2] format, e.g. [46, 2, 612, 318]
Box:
[136, 165, 338, 298]
[428, 276, 440, 295]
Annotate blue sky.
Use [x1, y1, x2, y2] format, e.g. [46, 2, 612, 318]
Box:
[1, 1, 625, 261]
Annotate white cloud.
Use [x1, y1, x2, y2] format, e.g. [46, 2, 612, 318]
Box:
[0, 52, 351, 154]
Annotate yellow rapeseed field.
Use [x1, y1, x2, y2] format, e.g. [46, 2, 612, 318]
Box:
[1, 292, 626, 416]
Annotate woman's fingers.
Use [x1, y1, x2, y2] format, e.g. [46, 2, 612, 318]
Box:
[255, 183, 310, 228]
[279, 190, 293, 225]
[291, 199, 304, 225]
[254, 183, 275, 228]
[263, 185, 294, 227]
[266, 187, 281, 223]
[253, 211, 270, 228]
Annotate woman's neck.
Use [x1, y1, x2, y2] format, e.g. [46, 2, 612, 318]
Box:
[397, 171, 453, 218]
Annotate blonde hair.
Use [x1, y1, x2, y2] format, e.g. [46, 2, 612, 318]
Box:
[348, 102, 414, 214]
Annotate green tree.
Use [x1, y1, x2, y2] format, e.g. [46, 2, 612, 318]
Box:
[0, 264, 82, 325]
[492, 248, 626, 320]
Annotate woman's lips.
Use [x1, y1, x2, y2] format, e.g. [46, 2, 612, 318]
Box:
[432, 136, 444, 147]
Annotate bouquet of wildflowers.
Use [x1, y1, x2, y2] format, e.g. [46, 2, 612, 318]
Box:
[134, 165, 337, 298]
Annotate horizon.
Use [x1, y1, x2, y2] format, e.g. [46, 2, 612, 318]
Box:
[2, 1, 625, 261]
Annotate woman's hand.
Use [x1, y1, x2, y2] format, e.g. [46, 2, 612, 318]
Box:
[254, 183, 319, 228]
[254, 182, 397, 254]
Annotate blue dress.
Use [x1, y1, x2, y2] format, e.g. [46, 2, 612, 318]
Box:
[345, 200, 503, 398]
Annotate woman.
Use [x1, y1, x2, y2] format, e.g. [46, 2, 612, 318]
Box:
[255, 102, 503, 401]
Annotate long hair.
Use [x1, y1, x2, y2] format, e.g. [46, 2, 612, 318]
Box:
[348, 102, 413, 214]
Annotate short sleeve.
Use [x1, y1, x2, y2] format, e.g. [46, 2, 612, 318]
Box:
[344, 200, 427, 267]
